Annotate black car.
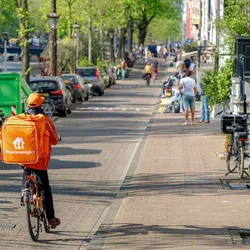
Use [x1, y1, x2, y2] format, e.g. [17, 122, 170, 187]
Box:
[61, 74, 90, 103]
[29, 76, 72, 117]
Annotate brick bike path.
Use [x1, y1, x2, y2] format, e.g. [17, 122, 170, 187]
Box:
[90, 68, 250, 249]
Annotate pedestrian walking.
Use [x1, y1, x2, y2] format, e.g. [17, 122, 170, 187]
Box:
[199, 82, 210, 123]
[163, 47, 168, 61]
[184, 56, 191, 70]
[144, 46, 148, 62]
[190, 58, 196, 76]
[120, 58, 127, 80]
[177, 66, 186, 113]
[179, 70, 197, 125]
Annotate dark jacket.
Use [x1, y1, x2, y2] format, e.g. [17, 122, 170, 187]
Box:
[25, 107, 45, 116]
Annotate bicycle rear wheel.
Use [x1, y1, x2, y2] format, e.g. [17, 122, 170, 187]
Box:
[226, 145, 233, 172]
[25, 181, 40, 241]
[238, 147, 245, 178]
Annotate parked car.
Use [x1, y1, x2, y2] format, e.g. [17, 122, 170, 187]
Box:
[76, 67, 105, 96]
[82, 79, 94, 97]
[61, 74, 90, 103]
[29, 76, 72, 117]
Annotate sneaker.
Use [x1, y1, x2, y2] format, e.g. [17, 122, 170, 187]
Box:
[49, 217, 61, 229]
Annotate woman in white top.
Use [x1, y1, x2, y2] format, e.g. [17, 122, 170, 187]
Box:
[179, 70, 197, 125]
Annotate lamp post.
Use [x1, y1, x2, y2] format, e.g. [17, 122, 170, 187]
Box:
[73, 21, 80, 70]
[47, 12, 59, 76]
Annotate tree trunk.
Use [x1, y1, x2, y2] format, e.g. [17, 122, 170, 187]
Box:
[138, 27, 147, 46]
[109, 29, 115, 63]
[21, 0, 30, 83]
[119, 28, 126, 59]
[50, 0, 57, 76]
[68, 2, 73, 38]
[99, 15, 104, 61]
[127, 18, 133, 52]
[88, 0, 92, 65]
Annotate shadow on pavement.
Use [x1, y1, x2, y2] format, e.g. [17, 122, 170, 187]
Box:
[50, 159, 101, 169]
[118, 172, 237, 197]
[96, 223, 233, 248]
[51, 147, 101, 156]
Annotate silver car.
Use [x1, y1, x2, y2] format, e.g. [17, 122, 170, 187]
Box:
[76, 67, 105, 96]
[61, 74, 90, 102]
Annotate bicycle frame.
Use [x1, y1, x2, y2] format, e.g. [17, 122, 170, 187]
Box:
[25, 174, 42, 210]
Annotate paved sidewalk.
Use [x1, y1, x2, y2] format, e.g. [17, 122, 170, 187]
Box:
[89, 67, 250, 249]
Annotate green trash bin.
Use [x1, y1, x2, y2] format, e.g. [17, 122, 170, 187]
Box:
[0, 72, 32, 116]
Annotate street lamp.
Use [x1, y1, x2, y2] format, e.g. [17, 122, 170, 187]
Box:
[47, 12, 59, 76]
[73, 21, 80, 69]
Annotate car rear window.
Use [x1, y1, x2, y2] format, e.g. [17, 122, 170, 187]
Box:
[61, 76, 77, 84]
[77, 68, 96, 77]
[29, 81, 58, 91]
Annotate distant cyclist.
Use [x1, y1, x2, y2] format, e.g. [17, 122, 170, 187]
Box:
[152, 59, 159, 79]
[143, 61, 154, 78]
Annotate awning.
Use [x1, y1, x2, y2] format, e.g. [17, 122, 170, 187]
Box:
[182, 51, 198, 58]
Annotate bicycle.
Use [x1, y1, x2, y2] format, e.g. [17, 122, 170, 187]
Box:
[41, 96, 55, 119]
[22, 134, 61, 241]
[218, 110, 249, 178]
[22, 168, 50, 241]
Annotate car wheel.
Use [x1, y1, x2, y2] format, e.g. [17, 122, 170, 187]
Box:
[99, 89, 104, 96]
[67, 104, 72, 114]
[72, 93, 77, 103]
[59, 107, 67, 117]
[84, 93, 89, 101]
[79, 92, 84, 102]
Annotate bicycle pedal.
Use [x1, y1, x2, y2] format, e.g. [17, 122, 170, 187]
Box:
[20, 202, 25, 206]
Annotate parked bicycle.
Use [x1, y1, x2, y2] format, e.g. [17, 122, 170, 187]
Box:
[218, 110, 249, 178]
[22, 135, 61, 241]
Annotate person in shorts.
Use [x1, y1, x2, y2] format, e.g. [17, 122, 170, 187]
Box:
[179, 70, 197, 125]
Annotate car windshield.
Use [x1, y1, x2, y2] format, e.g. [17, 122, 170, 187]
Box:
[61, 76, 77, 84]
[29, 81, 58, 91]
[77, 68, 96, 77]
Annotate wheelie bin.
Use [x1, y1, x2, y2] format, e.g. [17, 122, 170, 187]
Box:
[0, 72, 32, 116]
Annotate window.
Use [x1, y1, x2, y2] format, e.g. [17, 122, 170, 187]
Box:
[29, 81, 58, 91]
[76, 68, 96, 77]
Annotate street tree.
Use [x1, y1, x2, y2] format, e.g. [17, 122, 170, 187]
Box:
[124, 0, 181, 45]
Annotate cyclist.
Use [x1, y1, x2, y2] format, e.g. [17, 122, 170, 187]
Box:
[152, 59, 159, 79]
[143, 61, 154, 79]
[21, 93, 61, 229]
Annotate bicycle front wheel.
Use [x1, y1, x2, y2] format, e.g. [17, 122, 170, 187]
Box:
[42, 100, 55, 119]
[238, 146, 245, 178]
[25, 182, 40, 241]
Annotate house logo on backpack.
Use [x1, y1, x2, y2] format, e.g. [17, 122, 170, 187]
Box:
[13, 137, 25, 150]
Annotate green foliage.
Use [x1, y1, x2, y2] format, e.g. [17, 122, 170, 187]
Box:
[79, 57, 93, 67]
[183, 43, 198, 53]
[203, 60, 233, 105]
[217, 0, 250, 56]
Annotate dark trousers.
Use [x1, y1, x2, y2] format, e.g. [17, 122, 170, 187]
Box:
[22, 168, 55, 220]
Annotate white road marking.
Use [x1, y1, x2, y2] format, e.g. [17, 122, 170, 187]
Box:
[77, 107, 153, 111]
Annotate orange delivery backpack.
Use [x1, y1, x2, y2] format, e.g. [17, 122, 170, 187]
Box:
[0, 114, 50, 165]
